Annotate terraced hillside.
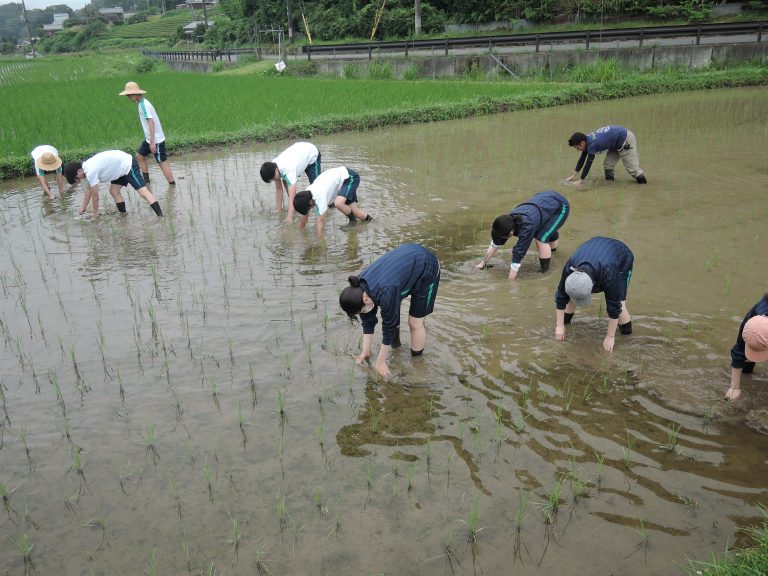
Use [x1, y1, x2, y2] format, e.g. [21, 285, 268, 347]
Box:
[109, 9, 218, 40]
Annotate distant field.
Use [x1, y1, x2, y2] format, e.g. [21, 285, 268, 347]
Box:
[109, 9, 219, 39]
[0, 53, 142, 86]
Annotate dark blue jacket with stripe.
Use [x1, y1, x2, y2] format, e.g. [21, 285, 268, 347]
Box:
[499, 191, 569, 264]
[555, 236, 634, 319]
[731, 294, 768, 369]
[360, 244, 439, 345]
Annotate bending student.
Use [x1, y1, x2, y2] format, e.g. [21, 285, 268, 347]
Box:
[554, 236, 633, 352]
[339, 243, 440, 378]
[475, 190, 569, 279]
[726, 293, 768, 400]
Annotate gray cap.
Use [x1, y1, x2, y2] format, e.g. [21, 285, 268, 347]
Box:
[565, 270, 593, 307]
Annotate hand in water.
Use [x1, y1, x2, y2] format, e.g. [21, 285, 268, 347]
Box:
[602, 335, 615, 352]
[555, 326, 566, 341]
[375, 360, 391, 378]
[356, 351, 371, 365]
[725, 386, 741, 400]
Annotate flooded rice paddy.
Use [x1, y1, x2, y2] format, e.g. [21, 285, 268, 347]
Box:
[0, 86, 767, 575]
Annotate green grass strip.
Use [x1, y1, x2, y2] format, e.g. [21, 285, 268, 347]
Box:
[2, 65, 766, 180]
[687, 509, 768, 575]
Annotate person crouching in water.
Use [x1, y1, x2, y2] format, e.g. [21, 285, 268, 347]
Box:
[554, 236, 633, 352]
[475, 190, 569, 279]
[726, 293, 768, 400]
[292, 166, 372, 239]
[62, 150, 163, 218]
[339, 244, 440, 378]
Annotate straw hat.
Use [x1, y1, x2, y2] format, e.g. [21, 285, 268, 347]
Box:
[119, 81, 146, 96]
[744, 316, 768, 363]
[36, 151, 62, 172]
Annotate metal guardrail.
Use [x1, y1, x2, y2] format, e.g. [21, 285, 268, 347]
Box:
[302, 20, 766, 59]
[142, 21, 766, 63]
[142, 48, 255, 62]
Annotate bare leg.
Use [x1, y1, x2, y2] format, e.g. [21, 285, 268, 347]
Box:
[136, 154, 149, 175]
[618, 301, 630, 325]
[535, 239, 552, 259]
[549, 239, 559, 250]
[349, 202, 368, 221]
[565, 301, 576, 314]
[409, 315, 426, 352]
[136, 186, 158, 205]
[159, 161, 175, 183]
[108, 184, 125, 204]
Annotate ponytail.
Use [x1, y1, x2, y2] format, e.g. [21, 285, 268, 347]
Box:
[339, 276, 365, 319]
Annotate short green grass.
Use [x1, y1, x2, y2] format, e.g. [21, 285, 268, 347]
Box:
[688, 511, 768, 576]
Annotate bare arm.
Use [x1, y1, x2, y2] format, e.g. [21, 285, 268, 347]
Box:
[555, 308, 566, 340]
[474, 245, 499, 269]
[357, 333, 373, 364]
[283, 183, 298, 223]
[147, 118, 156, 154]
[274, 179, 285, 212]
[603, 317, 619, 352]
[55, 173, 65, 196]
[298, 214, 309, 231]
[374, 343, 392, 378]
[726, 367, 743, 400]
[37, 175, 54, 198]
[315, 214, 325, 239]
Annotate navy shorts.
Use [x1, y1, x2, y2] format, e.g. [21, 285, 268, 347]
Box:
[535, 201, 570, 244]
[305, 152, 321, 184]
[138, 140, 168, 163]
[407, 257, 441, 319]
[111, 159, 147, 190]
[337, 169, 360, 205]
[619, 267, 633, 302]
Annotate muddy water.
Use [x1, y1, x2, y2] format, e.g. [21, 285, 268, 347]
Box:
[0, 86, 766, 576]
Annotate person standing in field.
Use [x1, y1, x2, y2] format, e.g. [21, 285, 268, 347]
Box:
[339, 244, 440, 378]
[554, 236, 634, 352]
[726, 293, 768, 400]
[30, 145, 65, 199]
[475, 190, 569, 279]
[292, 166, 372, 238]
[260, 142, 321, 223]
[566, 125, 647, 185]
[119, 81, 176, 185]
[62, 150, 163, 219]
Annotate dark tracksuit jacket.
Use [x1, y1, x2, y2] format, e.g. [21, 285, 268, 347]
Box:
[575, 125, 629, 180]
[496, 191, 569, 265]
[555, 236, 634, 320]
[359, 244, 439, 346]
[731, 295, 768, 370]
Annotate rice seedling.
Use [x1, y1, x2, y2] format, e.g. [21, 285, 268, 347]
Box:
[594, 450, 605, 486]
[513, 488, 530, 562]
[82, 516, 110, 552]
[48, 370, 66, 417]
[406, 463, 417, 492]
[676, 492, 700, 511]
[316, 417, 325, 448]
[142, 424, 161, 466]
[276, 492, 287, 533]
[582, 383, 593, 403]
[11, 533, 37, 575]
[326, 511, 342, 541]
[462, 495, 484, 543]
[368, 398, 377, 432]
[626, 517, 650, 560]
[71, 448, 90, 496]
[18, 423, 33, 471]
[227, 337, 235, 367]
[1, 480, 19, 524]
[248, 362, 258, 409]
[146, 548, 158, 576]
[314, 486, 328, 516]
[237, 400, 247, 449]
[623, 428, 636, 470]
[26, 355, 39, 394]
[19, 497, 38, 531]
[254, 543, 272, 575]
[209, 377, 221, 413]
[661, 421, 682, 452]
[204, 461, 214, 504]
[542, 476, 563, 525]
[226, 511, 240, 565]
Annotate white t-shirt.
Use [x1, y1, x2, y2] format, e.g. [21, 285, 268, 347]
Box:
[82, 150, 133, 187]
[31, 145, 59, 175]
[31, 144, 58, 163]
[137, 97, 165, 144]
[273, 142, 318, 187]
[307, 167, 349, 216]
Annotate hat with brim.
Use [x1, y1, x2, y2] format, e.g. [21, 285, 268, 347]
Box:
[565, 270, 593, 307]
[36, 151, 62, 172]
[119, 81, 146, 96]
[744, 316, 768, 363]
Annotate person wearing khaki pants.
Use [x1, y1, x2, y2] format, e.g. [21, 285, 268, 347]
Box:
[566, 126, 647, 185]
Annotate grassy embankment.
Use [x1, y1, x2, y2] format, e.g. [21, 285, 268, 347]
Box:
[688, 512, 768, 576]
[0, 53, 766, 179]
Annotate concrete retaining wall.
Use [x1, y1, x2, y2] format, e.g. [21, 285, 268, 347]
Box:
[313, 42, 768, 79]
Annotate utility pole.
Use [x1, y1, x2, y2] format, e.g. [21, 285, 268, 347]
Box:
[414, 0, 421, 36]
[287, 0, 293, 44]
[19, 0, 36, 58]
